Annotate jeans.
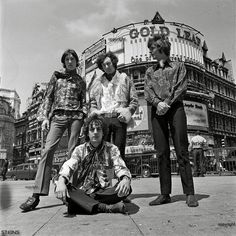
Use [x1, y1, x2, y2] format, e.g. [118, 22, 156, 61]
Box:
[34, 115, 83, 195]
[151, 101, 195, 195]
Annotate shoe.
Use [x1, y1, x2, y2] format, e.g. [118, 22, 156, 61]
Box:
[20, 197, 40, 212]
[186, 195, 199, 207]
[149, 195, 171, 206]
[101, 202, 127, 214]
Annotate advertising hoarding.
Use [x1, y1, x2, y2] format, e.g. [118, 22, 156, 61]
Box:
[83, 39, 106, 73]
[127, 98, 149, 132]
[103, 22, 204, 67]
[184, 100, 209, 129]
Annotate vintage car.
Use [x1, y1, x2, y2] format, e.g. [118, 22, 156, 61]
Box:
[6, 163, 38, 180]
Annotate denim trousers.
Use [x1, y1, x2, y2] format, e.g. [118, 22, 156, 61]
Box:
[34, 115, 83, 195]
[151, 101, 195, 195]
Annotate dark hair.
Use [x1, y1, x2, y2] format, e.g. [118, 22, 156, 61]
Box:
[195, 130, 200, 135]
[96, 51, 118, 72]
[147, 33, 171, 56]
[83, 114, 108, 142]
[61, 49, 79, 68]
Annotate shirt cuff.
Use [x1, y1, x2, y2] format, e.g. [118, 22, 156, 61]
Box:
[120, 175, 131, 182]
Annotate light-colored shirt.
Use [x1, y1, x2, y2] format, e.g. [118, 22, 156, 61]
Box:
[59, 141, 131, 190]
[189, 135, 207, 150]
[100, 82, 119, 112]
[89, 71, 138, 115]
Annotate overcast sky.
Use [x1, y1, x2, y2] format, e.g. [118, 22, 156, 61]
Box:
[1, 0, 235, 114]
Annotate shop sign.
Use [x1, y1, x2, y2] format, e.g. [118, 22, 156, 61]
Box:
[176, 28, 201, 46]
[85, 49, 106, 70]
[125, 145, 155, 154]
[107, 37, 125, 43]
[129, 25, 201, 47]
[130, 55, 152, 64]
[129, 26, 170, 39]
[184, 101, 209, 128]
[84, 39, 106, 59]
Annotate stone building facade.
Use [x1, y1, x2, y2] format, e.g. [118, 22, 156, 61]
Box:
[0, 97, 15, 165]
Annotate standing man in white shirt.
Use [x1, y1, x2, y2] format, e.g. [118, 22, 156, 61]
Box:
[89, 51, 138, 163]
[189, 131, 207, 177]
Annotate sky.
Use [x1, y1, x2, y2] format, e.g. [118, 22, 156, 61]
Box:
[1, 0, 236, 115]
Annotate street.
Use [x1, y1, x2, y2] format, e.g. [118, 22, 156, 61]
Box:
[1, 176, 236, 236]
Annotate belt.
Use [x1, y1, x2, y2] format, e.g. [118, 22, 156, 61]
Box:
[101, 112, 119, 118]
[53, 110, 81, 116]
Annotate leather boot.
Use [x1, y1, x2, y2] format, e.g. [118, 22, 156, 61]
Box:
[97, 202, 127, 214]
[186, 195, 199, 207]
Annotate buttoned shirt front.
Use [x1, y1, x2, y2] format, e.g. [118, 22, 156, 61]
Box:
[59, 141, 131, 190]
[89, 71, 138, 115]
[144, 61, 187, 107]
[37, 70, 87, 121]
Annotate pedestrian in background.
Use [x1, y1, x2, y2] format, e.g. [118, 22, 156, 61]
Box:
[55, 114, 132, 215]
[20, 49, 87, 212]
[1, 158, 9, 181]
[189, 131, 207, 177]
[89, 51, 138, 163]
[144, 33, 198, 207]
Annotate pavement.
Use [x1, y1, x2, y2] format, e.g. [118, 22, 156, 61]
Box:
[0, 175, 236, 236]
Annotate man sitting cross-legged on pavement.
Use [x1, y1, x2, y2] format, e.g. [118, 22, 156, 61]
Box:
[55, 114, 132, 215]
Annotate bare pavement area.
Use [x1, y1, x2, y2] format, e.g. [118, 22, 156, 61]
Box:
[1, 175, 236, 236]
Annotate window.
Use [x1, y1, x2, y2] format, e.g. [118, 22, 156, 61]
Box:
[24, 165, 29, 170]
[17, 165, 23, 170]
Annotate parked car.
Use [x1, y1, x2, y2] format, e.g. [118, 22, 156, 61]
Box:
[7, 163, 38, 180]
[126, 149, 179, 178]
[6, 166, 17, 180]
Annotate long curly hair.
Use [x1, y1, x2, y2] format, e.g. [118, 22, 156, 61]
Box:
[96, 51, 118, 72]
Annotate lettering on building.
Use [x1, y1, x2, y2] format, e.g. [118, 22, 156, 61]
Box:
[129, 26, 170, 39]
[176, 28, 201, 46]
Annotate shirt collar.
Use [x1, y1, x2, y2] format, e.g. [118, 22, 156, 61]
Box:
[102, 70, 120, 85]
[154, 59, 172, 70]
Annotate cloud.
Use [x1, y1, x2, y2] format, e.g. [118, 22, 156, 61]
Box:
[65, 17, 102, 37]
[64, 0, 133, 37]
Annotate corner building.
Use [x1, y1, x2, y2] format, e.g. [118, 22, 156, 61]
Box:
[81, 12, 236, 157]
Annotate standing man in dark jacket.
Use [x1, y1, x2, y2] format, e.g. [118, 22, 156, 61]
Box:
[144, 34, 198, 207]
[20, 49, 87, 212]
